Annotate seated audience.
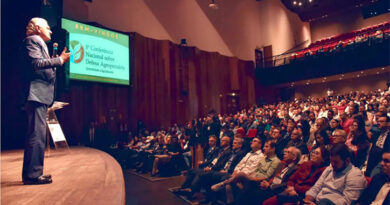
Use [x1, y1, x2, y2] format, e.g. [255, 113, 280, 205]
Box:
[173, 135, 225, 196]
[365, 115, 390, 177]
[327, 119, 343, 136]
[210, 139, 279, 192]
[286, 128, 309, 156]
[348, 116, 370, 169]
[271, 127, 289, 160]
[263, 146, 330, 205]
[340, 112, 353, 134]
[228, 146, 301, 205]
[311, 129, 332, 152]
[151, 135, 181, 176]
[198, 137, 247, 203]
[356, 151, 390, 205]
[303, 143, 367, 205]
[136, 133, 167, 173]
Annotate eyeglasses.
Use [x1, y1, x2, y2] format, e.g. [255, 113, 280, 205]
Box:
[311, 151, 321, 156]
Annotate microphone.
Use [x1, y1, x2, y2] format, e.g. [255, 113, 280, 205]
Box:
[52, 43, 58, 71]
[53, 43, 58, 57]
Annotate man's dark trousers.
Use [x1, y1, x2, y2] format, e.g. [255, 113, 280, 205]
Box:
[22, 101, 48, 179]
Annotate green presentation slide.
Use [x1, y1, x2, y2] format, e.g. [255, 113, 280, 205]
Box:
[61, 18, 130, 85]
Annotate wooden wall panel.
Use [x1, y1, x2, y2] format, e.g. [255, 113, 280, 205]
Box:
[55, 33, 256, 144]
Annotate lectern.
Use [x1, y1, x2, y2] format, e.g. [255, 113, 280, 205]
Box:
[46, 101, 70, 153]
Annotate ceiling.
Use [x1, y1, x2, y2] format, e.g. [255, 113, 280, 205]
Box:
[281, 0, 384, 22]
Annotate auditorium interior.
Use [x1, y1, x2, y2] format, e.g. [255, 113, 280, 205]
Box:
[2, 0, 390, 204]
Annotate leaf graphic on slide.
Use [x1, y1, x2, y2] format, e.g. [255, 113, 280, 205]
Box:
[70, 40, 84, 64]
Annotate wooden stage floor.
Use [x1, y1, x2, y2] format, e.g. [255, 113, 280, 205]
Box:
[1, 147, 125, 205]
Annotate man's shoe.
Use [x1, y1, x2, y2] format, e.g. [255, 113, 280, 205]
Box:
[23, 176, 52, 185]
[42, 174, 52, 179]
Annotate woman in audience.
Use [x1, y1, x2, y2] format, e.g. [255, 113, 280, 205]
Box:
[327, 118, 343, 137]
[262, 146, 330, 205]
[348, 115, 370, 169]
[311, 129, 331, 152]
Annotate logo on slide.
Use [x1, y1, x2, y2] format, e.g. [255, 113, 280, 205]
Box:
[70, 40, 84, 64]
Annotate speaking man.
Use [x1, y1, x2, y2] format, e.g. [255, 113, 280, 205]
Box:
[21, 17, 70, 185]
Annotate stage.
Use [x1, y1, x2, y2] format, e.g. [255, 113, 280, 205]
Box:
[1, 147, 125, 205]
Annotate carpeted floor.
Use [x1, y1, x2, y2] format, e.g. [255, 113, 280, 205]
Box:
[124, 169, 189, 205]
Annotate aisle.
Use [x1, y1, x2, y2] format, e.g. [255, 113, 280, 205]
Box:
[123, 169, 188, 205]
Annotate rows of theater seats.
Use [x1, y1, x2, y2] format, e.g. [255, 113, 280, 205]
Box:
[112, 88, 390, 204]
[291, 21, 390, 59]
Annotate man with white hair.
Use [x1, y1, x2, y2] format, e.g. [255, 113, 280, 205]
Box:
[21, 17, 70, 185]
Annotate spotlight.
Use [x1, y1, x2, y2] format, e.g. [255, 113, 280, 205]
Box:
[298, 2, 302, 6]
[293, 1, 297, 5]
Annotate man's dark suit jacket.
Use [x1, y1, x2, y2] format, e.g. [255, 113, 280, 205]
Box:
[212, 148, 247, 174]
[357, 172, 390, 205]
[22, 35, 62, 105]
[199, 146, 221, 168]
[366, 131, 390, 176]
[269, 163, 299, 191]
[211, 148, 232, 171]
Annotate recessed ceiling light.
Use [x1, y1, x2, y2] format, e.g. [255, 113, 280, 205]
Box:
[293, 1, 297, 5]
[382, 67, 385, 70]
[376, 72, 380, 74]
[357, 75, 360, 77]
[360, 71, 364, 74]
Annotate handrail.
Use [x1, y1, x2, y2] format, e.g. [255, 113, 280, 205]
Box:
[259, 21, 390, 68]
